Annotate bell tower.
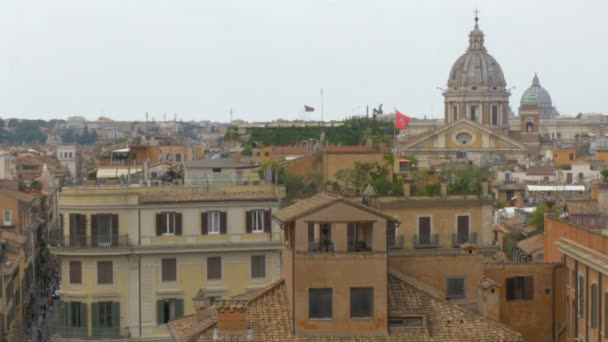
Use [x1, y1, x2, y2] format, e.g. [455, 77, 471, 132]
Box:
[519, 89, 540, 159]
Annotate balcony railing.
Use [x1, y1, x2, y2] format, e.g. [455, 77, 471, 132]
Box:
[451, 232, 478, 247]
[413, 234, 439, 249]
[347, 240, 372, 252]
[50, 234, 130, 248]
[308, 241, 334, 252]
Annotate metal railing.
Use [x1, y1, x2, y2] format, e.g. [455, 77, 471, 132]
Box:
[49, 234, 130, 248]
[451, 232, 478, 247]
[413, 234, 440, 249]
[347, 240, 373, 252]
[308, 241, 334, 252]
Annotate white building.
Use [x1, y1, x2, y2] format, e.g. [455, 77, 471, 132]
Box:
[56, 145, 79, 182]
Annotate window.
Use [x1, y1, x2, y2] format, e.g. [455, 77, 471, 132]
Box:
[3, 209, 11, 226]
[157, 298, 184, 325]
[207, 212, 220, 234]
[162, 258, 177, 282]
[251, 255, 265, 279]
[591, 284, 598, 329]
[456, 215, 470, 244]
[456, 151, 467, 159]
[175, 154, 181, 163]
[309, 288, 332, 319]
[569, 153, 574, 161]
[491, 105, 499, 125]
[578, 276, 585, 318]
[347, 223, 373, 252]
[417, 217, 431, 245]
[92, 214, 117, 247]
[207, 257, 222, 280]
[446, 277, 465, 299]
[69, 261, 82, 284]
[156, 212, 182, 236]
[212, 168, 221, 173]
[452, 105, 458, 122]
[469, 105, 478, 121]
[70, 302, 85, 328]
[251, 210, 264, 232]
[97, 261, 113, 285]
[543, 176, 549, 182]
[506, 276, 533, 300]
[350, 288, 373, 318]
[389, 316, 424, 328]
[69, 152, 73, 158]
[93, 302, 119, 336]
[456, 132, 472, 145]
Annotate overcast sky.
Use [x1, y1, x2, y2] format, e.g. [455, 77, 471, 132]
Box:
[0, 0, 606, 122]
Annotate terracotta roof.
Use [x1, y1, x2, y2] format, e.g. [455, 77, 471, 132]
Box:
[170, 275, 522, 342]
[139, 191, 280, 204]
[272, 193, 399, 224]
[565, 200, 600, 215]
[322, 146, 386, 154]
[525, 166, 555, 176]
[516, 234, 544, 255]
[271, 146, 308, 155]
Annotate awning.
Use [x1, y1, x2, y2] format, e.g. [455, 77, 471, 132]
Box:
[112, 147, 130, 153]
[96, 167, 142, 179]
[526, 185, 585, 192]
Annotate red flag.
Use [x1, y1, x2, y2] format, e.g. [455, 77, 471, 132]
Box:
[304, 105, 315, 112]
[395, 110, 411, 130]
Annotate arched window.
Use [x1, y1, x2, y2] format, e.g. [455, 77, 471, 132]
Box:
[527, 122, 533, 132]
[175, 153, 182, 162]
[166, 153, 173, 162]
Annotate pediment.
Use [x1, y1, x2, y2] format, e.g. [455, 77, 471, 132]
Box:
[402, 119, 526, 151]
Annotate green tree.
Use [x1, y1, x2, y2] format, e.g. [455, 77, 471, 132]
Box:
[530, 204, 547, 231]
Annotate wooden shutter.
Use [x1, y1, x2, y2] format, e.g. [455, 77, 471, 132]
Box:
[91, 214, 98, 247]
[156, 213, 163, 236]
[111, 214, 119, 246]
[263, 210, 271, 233]
[162, 259, 176, 282]
[69, 261, 82, 284]
[91, 302, 98, 332]
[175, 299, 184, 319]
[245, 211, 252, 233]
[220, 212, 227, 234]
[157, 300, 164, 325]
[201, 212, 208, 235]
[79, 215, 87, 246]
[175, 213, 182, 236]
[112, 302, 120, 330]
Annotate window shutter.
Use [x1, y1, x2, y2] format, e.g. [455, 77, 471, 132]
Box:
[220, 212, 227, 234]
[79, 215, 87, 246]
[91, 302, 98, 332]
[157, 300, 164, 325]
[175, 213, 182, 235]
[175, 299, 184, 319]
[111, 214, 119, 246]
[347, 224, 355, 251]
[201, 212, 208, 235]
[91, 214, 97, 247]
[70, 261, 81, 284]
[264, 210, 271, 233]
[156, 213, 163, 236]
[112, 302, 120, 329]
[308, 223, 315, 243]
[80, 302, 88, 329]
[245, 211, 252, 233]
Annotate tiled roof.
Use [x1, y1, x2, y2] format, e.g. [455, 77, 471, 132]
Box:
[272, 193, 399, 224]
[172, 275, 522, 342]
[525, 166, 555, 176]
[516, 234, 544, 255]
[565, 200, 600, 215]
[271, 146, 309, 155]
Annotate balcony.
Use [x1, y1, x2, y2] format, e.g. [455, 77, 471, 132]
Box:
[413, 234, 439, 249]
[308, 241, 334, 252]
[451, 232, 478, 247]
[50, 234, 130, 248]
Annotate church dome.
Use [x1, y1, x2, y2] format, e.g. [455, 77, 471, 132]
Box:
[520, 74, 559, 118]
[447, 17, 506, 90]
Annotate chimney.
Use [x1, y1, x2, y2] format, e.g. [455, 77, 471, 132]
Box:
[440, 182, 447, 199]
[598, 184, 608, 212]
[402, 182, 411, 199]
[514, 192, 524, 208]
[481, 181, 488, 198]
[214, 299, 250, 338]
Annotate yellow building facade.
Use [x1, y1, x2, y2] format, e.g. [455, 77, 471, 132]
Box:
[50, 184, 284, 341]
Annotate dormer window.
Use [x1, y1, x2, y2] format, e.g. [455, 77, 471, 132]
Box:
[389, 315, 425, 328]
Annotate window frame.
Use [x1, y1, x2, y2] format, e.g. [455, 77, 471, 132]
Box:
[69, 261, 82, 285]
[96, 261, 114, 285]
[3, 209, 11, 226]
[446, 277, 466, 299]
[250, 255, 266, 279]
[350, 287, 374, 319]
[251, 210, 264, 233]
[309, 288, 333, 320]
[97, 301, 114, 329]
[70, 301, 85, 328]
[164, 212, 176, 235]
[506, 276, 534, 301]
[207, 211, 221, 234]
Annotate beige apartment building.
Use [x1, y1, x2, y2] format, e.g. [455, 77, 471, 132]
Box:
[50, 184, 284, 341]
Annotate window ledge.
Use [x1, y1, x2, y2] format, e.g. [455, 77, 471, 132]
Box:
[351, 317, 374, 320]
[309, 318, 333, 321]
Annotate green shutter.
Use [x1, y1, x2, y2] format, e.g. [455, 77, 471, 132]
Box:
[157, 300, 164, 325]
[80, 302, 88, 330]
[175, 299, 184, 319]
[60, 300, 69, 331]
[112, 302, 120, 330]
[91, 303, 98, 335]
